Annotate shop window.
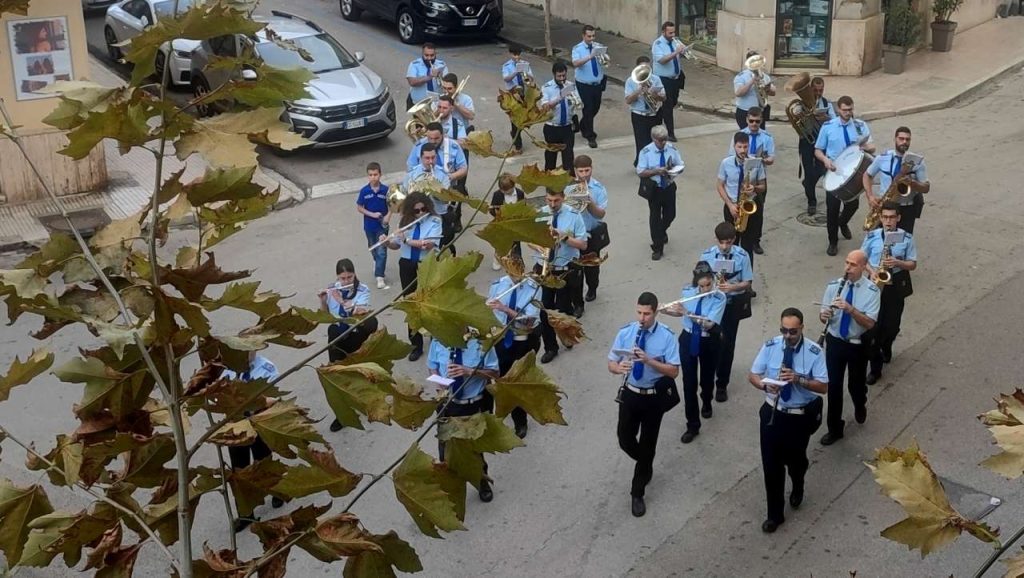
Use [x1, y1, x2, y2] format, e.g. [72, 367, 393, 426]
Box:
[775, 0, 832, 68]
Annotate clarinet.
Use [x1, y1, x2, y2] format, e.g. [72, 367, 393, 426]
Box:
[615, 327, 645, 404]
[816, 273, 849, 347]
[768, 345, 792, 426]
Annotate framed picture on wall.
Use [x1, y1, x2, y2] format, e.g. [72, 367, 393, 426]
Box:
[7, 16, 74, 101]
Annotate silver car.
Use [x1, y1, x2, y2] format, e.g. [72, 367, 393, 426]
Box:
[82, 0, 119, 12]
[103, 0, 201, 87]
[189, 10, 396, 148]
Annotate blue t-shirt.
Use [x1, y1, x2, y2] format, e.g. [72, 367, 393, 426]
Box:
[356, 184, 389, 234]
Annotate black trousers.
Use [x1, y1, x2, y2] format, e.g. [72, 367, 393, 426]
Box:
[658, 75, 682, 137]
[534, 263, 580, 353]
[437, 395, 490, 480]
[399, 257, 424, 352]
[576, 81, 603, 141]
[617, 378, 670, 497]
[495, 333, 541, 429]
[647, 182, 677, 251]
[799, 139, 824, 208]
[543, 124, 575, 172]
[228, 436, 271, 471]
[869, 280, 908, 375]
[735, 105, 772, 129]
[759, 402, 817, 523]
[509, 118, 523, 150]
[826, 193, 860, 245]
[898, 197, 923, 234]
[716, 301, 743, 389]
[572, 233, 602, 308]
[722, 202, 759, 267]
[825, 334, 868, 436]
[680, 330, 720, 432]
[630, 113, 660, 165]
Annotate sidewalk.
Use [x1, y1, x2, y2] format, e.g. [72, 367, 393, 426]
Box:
[498, 1, 1024, 120]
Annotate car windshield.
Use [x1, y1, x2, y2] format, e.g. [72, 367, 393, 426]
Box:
[257, 33, 358, 74]
[153, 0, 199, 19]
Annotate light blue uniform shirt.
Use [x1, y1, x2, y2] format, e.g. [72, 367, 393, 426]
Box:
[427, 338, 498, 400]
[540, 80, 578, 127]
[406, 138, 467, 173]
[625, 74, 665, 116]
[636, 142, 684, 188]
[406, 57, 448, 103]
[325, 282, 371, 319]
[717, 156, 767, 203]
[439, 114, 468, 141]
[397, 215, 443, 262]
[651, 35, 683, 78]
[751, 336, 828, 410]
[531, 205, 587, 268]
[221, 355, 278, 382]
[577, 177, 608, 231]
[502, 59, 533, 90]
[487, 276, 541, 330]
[608, 321, 681, 389]
[860, 228, 917, 274]
[405, 164, 451, 215]
[699, 245, 754, 296]
[678, 286, 726, 336]
[727, 128, 776, 159]
[432, 94, 474, 129]
[820, 277, 881, 342]
[571, 41, 604, 84]
[815, 117, 872, 161]
[866, 150, 928, 206]
[733, 69, 772, 111]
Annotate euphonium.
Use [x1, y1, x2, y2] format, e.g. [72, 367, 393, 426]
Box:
[564, 180, 591, 212]
[745, 53, 768, 108]
[404, 97, 438, 141]
[734, 160, 758, 233]
[863, 158, 915, 230]
[630, 63, 662, 113]
[875, 243, 893, 288]
[784, 72, 823, 144]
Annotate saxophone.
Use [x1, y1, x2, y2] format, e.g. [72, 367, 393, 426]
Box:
[874, 242, 893, 288]
[863, 158, 915, 230]
[734, 160, 758, 233]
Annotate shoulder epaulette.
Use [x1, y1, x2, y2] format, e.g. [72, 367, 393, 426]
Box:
[866, 283, 881, 292]
[808, 343, 822, 355]
[765, 337, 779, 347]
[827, 279, 841, 285]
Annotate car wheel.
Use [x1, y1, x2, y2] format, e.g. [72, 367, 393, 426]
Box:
[192, 76, 212, 118]
[397, 7, 422, 44]
[340, 0, 362, 21]
[104, 26, 121, 61]
[154, 51, 169, 87]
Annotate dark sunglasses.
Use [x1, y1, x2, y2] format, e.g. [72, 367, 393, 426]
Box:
[747, 118, 762, 124]
[779, 327, 800, 336]
[413, 206, 427, 214]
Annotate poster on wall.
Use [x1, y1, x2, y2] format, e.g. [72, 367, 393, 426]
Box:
[7, 17, 73, 101]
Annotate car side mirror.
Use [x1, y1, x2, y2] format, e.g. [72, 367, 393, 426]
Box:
[241, 69, 258, 81]
[140, 15, 151, 27]
[354, 51, 365, 62]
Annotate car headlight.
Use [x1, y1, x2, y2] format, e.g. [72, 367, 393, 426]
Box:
[421, 0, 449, 11]
[173, 49, 192, 59]
[376, 86, 391, 105]
[288, 104, 322, 116]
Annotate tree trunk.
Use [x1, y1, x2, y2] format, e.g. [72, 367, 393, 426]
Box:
[543, 0, 553, 57]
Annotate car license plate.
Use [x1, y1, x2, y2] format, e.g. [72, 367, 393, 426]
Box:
[463, 18, 478, 26]
[346, 118, 365, 129]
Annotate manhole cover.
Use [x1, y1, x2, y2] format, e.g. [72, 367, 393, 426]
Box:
[39, 209, 110, 237]
[796, 209, 829, 227]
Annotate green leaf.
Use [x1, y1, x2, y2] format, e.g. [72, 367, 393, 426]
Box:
[316, 363, 396, 430]
[476, 201, 555, 256]
[438, 413, 524, 488]
[174, 107, 308, 169]
[0, 479, 54, 565]
[248, 399, 325, 459]
[392, 446, 465, 538]
[310, 513, 383, 557]
[203, 55, 313, 107]
[0, 348, 54, 403]
[55, 358, 152, 421]
[461, 130, 510, 158]
[394, 252, 498, 347]
[0, 268, 48, 299]
[120, 434, 175, 488]
[200, 281, 284, 319]
[253, 307, 321, 348]
[498, 82, 552, 130]
[252, 503, 328, 562]
[228, 459, 286, 517]
[90, 320, 152, 360]
[143, 475, 218, 545]
[18, 508, 115, 568]
[488, 350, 567, 426]
[158, 253, 250, 301]
[334, 329, 412, 372]
[16, 234, 81, 277]
[25, 435, 82, 487]
[272, 448, 362, 500]
[198, 188, 280, 228]
[61, 99, 154, 160]
[184, 166, 265, 206]
[90, 214, 143, 249]
[343, 530, 423, 578]
[389, 377, 437, 430]
[42, 83, 120, 130]
[514, 164, 574, 194]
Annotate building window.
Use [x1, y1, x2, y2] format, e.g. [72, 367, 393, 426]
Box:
[775, 0, 832, 68]
[678, 0, 722, 54]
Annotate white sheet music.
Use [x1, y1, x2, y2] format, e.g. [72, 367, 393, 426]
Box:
[515, 61, 530, 74]
[427, 374, 454, 387]
[884, 230, 906, 245]
[713, 259, 736, 274]
[560, 83, 576, 98]
[592, 45, 608, 58]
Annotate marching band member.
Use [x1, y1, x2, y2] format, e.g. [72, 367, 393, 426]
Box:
[651, 21, 687, 142]
[863, 126, 930, 234]
[699, 222, 753, 404]
[800, 76, 836, 215]
[435, 95, 468, 145]
[748, 308, 827, 533]
[815, 96, 876, 256]
[487, 265, 542, 438]
[405, 142, 456, 255]
[571, 24, 606, 149]
[501, 46, 534, 154]
[438, 72, 475, 130]
[818, 250, 881, 446]
[428, 331, 500, 502]
[488, 174, 526, 270]
[571, 154, 608, 314]
[540, 61, 579, 172]
[405, 42, 447, 109]
[661, 261, 726, 443]
[608, 292, 681, 517]
[717, 132, 766, 265]
[625, 55, 665, 167]
[733, 50, 775, 129]
[382, 191, 443, 362]
[534, 187, 588, 364]
[861, 201, 918, 385]
[636, 124, 684, 261]
[319, 258, 378, 432]
[727, 106, 774, 255]
[406, 122, 467, 178]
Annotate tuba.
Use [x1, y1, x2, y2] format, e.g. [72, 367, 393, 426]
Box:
[863, 156, 916, 230]
[784, 72, 824, 144]
[630, 63, 662, 113]
[734, 159, 758, 233]
[404, 97, 439, 141]
[745, 53, 769, 108]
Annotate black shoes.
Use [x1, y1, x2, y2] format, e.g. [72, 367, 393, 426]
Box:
[701, 405, 713, 419]
[762, 518, 783, 533]
[272, 497, 285, 509]
[715, 389, 728, 402]
[573, 304, 585, 319]
[652, 250, 663, 261]
[750, 290, 758, 299]
[855, 405, 867, 424]
[789, 489, 804, 509]
[667, 135, 678, 142]
[866, 372, 880, 386]
[820, 432, 843, 446]
[514, 422, 528, 439]
[807, 204, 817, 215]
[587, 139, 598, 149]
[479, 479, 494, 503]
[408, 348, 423, 362]
[840, 224, 852, 239]
[540, 350, 558, 364]
[680, 430, 699, 444]
[330, 419, 344, 432]
[753, 242, 764, 255]
[881, 346, 893, 363]
[826, 243, 838, 256]
[234, 516, 257, 533]
[631, 496, 646, 517]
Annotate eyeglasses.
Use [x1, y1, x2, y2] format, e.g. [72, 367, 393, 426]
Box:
[779, 327, 801, 336]
[747, 119, 762, 124]
[413, 207, 427, 214]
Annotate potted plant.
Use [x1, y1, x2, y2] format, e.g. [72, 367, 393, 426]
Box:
[882, 0, 921, 74]
[931, 0, 963, 52]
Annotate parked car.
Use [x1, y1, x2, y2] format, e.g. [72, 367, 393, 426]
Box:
[340, 0, 503, 44]
[103, 0, 201, 86]
[82, 0, 119, 13]
[190, 10, 396, 149]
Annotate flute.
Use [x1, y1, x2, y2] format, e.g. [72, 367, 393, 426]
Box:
[317, 282, 354, 297]
[816, 273, 849, 347]
[657, 289, 724, 312]
[367, 213, 430, 251]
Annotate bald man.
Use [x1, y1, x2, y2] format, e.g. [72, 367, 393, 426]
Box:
[817, 250, 881, 446]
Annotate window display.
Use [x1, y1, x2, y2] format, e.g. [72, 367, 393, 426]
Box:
[678, 0, 722, 53]
[775, 0, 832, 68]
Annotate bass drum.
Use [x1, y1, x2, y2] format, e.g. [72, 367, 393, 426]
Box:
[824, 145, 873, 202]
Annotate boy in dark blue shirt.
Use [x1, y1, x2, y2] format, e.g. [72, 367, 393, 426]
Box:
[356, 162, 390, 289]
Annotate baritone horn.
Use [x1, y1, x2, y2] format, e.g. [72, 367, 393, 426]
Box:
[404, 97, 438, 141]
[745, 53, 769, 108]
[784, 72, 824, 144]
[630, 63, 662, 113]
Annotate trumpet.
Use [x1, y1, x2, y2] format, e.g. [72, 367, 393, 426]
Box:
[615, 326, 645, 403]
[593, 42, 611, 67]
[404, 97, 439, 141]
[672, 38, 696, 61]
[630, 63, 662, 114]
